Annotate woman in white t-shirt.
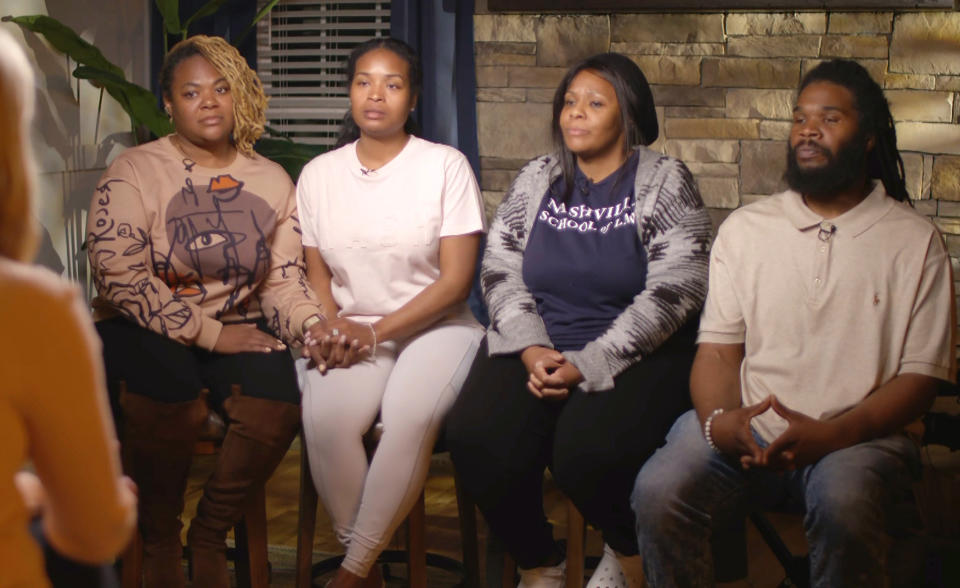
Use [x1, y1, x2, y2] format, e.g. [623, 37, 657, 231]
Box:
[295, 37, 486, 588]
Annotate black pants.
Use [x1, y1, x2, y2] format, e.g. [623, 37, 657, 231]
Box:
[30, 518, 119, 588]
[446, 324, 695, 568]
[95, 317, 299, 422]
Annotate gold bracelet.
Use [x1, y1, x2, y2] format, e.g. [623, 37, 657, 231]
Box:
[302, 313, 324, 334]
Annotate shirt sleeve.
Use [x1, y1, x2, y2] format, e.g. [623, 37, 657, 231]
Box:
[898, 229, 956, 381]
[295, 161, 320, 249]
[563, 158, 712, 391]
[86, 160, 222, 349]
[257, 178, 324, 342]
[696, 224, 747, 345]
[16, 281, 136, 563]
[439, 150, 486, 237]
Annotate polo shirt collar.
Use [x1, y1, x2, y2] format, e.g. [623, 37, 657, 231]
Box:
[782, 181, 894, 238]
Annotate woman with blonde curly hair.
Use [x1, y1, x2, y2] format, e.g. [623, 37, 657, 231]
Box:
[0, 28, 136, 587]
[85, 35, 323, 588]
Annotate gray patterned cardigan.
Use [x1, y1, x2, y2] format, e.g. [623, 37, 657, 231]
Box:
[481, 146, 712, 392]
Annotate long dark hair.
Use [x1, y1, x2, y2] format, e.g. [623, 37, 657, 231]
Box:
[551, 53, 658, 200]
[334, 37, 422, 148]
[799, 59, 910, 202]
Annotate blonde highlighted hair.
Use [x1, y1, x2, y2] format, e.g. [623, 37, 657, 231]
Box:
[0, 29, 37, 262]
[161, 35, 268, 156]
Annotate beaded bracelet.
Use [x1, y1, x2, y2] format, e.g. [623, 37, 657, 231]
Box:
[703, 408, 725, 454]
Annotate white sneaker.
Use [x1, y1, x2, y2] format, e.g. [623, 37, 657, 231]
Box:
[517, 558, 567, 588]
[586, 544, 645, 588]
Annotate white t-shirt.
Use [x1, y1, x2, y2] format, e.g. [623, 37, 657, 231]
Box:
[297, 136, 486, 322]
[699, 183, 955, 442]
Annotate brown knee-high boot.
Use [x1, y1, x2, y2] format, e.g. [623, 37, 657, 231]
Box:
[121, 391, 207, 588]
[187, 390, 300, 588]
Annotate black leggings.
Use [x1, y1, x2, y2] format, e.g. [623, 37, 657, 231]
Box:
[446, 324, 695, 568]
[95, 317, 299, 422]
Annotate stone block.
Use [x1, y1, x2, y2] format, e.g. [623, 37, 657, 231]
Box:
[708, 208, 733, 232]
[477, 101, 553, 160]
[611, 14, 724, 43]
[725, 89, 796, 120]
[481, 156, 530, 170]
[828, 12, 892, 34]
[932, 155, 960, 201]
[886, 90, 953, 123]
[508, 67, 567, 88]
[802, 59, 887, 84]
[901, 152, 923, 201]
[526, 89, 556, 103]
[651, 85, 725, 107]
[696, 176, 740, 209]
[890, 13, 960, 76]
[945, 234, 960, 258]
[482, 190, 505, 221]
[741, 140, 788, 196]
[897, 122, 960, 155]
[759, 121, 793, 140]
[477, 88, 526, 103]
[665, 106, 726, 119]
[923, 154, 934, 200]
[726, 12, 826, 36]
[939, 200, 960, 217]
[912, 198, 936, 217]
[610, 42, 725, 56]
[474, 14, 537, 43]
[665, 118, 759, 140]
[727, 36, 821, 58]
[702, 58, 801, 89]
[820, 35, 889, 59]
[684, 162, 740, 177]
[628, 56, 701, 85]
[477, 66, 508, 87]
[664, 139, 740, 163]
[741, 193, 770, 206]
[935, 76, 960, 92]
[935, 218, 960, 234]
[480, 169, 516, 191]
[475, 42, 537, 67]
[536, 15, 609, 67]
[885, 73, 936, 90]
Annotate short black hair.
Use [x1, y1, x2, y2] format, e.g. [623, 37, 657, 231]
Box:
[799, 59, 910, 202]
[551, 53, 658, 200]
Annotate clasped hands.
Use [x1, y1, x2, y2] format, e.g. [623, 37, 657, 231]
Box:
[710, 395, 847, 472]
[520, 345, 583, 400]
[302, 318, 375, 374]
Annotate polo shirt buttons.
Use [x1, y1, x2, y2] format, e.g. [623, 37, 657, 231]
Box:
[815, 277, 822, 286]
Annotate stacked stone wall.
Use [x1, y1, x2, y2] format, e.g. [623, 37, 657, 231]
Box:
[474, 9, 960, 332]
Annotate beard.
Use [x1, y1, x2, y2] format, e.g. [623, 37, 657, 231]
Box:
[784, 131, 869, 198]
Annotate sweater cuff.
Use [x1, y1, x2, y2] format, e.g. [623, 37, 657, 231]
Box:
[485, 313, 552, 356]
[563, 343, 616, 392]
[195, 315, 223, 351]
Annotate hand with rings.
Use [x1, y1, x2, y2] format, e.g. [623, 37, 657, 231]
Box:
[302, 319, 373, 373]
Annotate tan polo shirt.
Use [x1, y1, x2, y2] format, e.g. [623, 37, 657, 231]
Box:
[699, 183, 955, 443]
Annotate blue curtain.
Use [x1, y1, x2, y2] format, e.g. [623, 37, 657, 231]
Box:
[391, 0, 479, 179]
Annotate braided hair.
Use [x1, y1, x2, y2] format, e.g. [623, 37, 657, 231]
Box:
[799, 59, 910, 202]
[160, 35, 268, 156]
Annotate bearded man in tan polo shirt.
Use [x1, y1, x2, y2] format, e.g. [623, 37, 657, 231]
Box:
[632, 59, 955, 587]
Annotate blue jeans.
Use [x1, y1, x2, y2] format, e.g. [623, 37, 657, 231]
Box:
[631, 410, 921, 587]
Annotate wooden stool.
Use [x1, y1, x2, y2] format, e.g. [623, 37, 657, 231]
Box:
[296, 424, 480, 588]
[118, 384, 270, 588]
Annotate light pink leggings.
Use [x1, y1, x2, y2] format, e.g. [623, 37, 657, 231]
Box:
[298, 320, 483, 577]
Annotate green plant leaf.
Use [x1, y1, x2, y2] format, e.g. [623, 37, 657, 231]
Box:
[234, 0, 280, 46]
[182, 0, 229, 38]
[254, 138, 327, 182]
[3, 15, 124, 78]
[73, 65, 174, 138]
[154, 0, 181, 35]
